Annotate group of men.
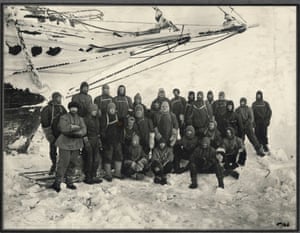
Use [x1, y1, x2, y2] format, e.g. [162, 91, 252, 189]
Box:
[41, 82, 272, 192]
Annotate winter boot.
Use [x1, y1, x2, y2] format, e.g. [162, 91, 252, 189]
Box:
[92, 177, 103, 184]
[50, 180, 61, 193]
[256, 146, 266, 157]
[189, 183, 198, 189]
[263, 144, 270, 153]
[230, 170, 240, 179]
[113, 161, 124, 179]
[131, 173, 145, 180]
[154, 176, 162, 184]
[103, 163, 113, 182]
[84, 177, 94, 185]
[160, 175, 167, 185]
[218, 177, 224, 189]
[66, 183, 77, 190]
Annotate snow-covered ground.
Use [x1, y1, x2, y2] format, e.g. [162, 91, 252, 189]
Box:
[3, 6, 297, 230]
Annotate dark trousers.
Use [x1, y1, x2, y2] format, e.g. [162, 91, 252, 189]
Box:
[239, 126, 260, 150]
[255, 122, 268, 146]
[173, 145, 192, 171]
[122, 161, 146, 177]
[50, 142, 57, 167]
[151, 160, 173, 177]
[84, 137, 101, 180]
[103, 143, 123, 164]
[189, 158, 223, 186]
[56, 149, 79, 185]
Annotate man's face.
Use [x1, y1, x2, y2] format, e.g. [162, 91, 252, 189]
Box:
[202, 142, 209, 149]
[135, 110, 143, 118]
[132, 138, 139, 146]
[82, 86, 89, 94]
[153, 102, 160, 110]
[240, 101, 246, 107]
[226, 129, 233, 138]
[119, 87, 125, 95]
[173, 90, 179, 97]
[158, 90, 165, 98]
[219, 94, 225, 100]
[227, 104, 233, 111]
[54, 96, 62, 105]
[208, 122, 215, 130]
[257, 94, 262, 100]
[207, 94, 213, 101]
[159, 142, 166, 150]
[197, 93, 203, 101]
[161, 102, 169, 113]
[109, 107, 116, 115]
[186, 129, 193, 138]
[188, 93, 194, 101]
[70, 107, 78, 114]
[103, 87, 110, 95]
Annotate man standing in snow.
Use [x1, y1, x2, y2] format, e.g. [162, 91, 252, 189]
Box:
[83, 104, 103, 185]
[252, 91, 272, 153]
[205, 90, 215, 120]
[186, 91, 210, 138]
[170, 88, 186, 137]
[213, 91, 228, 131]
[41, 92, 67, 175]
[184, 91, 195, 123]
[51, 101, 87, 192]
[113, 85, 133, 123]
[71, 81, 93, 118]
[236, 97, 265, 156]
[153, 101, 178, 147]
[100, 102, 124, 181]
[189, 137, 224, 189]
[94, 84, 113, 116]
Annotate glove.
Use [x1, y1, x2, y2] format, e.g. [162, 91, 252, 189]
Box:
[83, 136, 90, 146]
[131, 161, 137, 170]
[169, 135, 177, 147]
[266, 120, 270, 127]
[179, 114, 184, 124]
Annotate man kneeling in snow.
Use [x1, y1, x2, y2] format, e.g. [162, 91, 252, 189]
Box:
[51, 101, 87, 192]
[122, 134, 149, 180]
[216, 127, 247, 180]
[151, 138, 174, 185]
[189, 137, 224, 189]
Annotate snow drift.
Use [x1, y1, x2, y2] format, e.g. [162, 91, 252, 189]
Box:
[3, 6, 297, 230]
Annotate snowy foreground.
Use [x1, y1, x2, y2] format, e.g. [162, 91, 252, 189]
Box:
[3, 127, 297, 230]
[3, 6, 297, 230]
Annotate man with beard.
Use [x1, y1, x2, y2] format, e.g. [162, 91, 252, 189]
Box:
[113, 85, 133, 122]
[205, 90, 215, 120]
[170, 88, 186, 137]
[94, 84, 113, 116]
[71, 82, 93, 117]
[51, 101, 87, 192]
[151, 88, 170, 111]
[212, 91, 228, 131]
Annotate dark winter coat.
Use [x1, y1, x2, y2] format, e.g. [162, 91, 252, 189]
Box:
[235, 105, 254, 129]
[170, 96, 186, 120]
[135, 117, 154, 148]
[71, 92, 93, 117]
[84, 114, 101, 139]
[213, 99, 227, 123]
[40, 100, 67, 139]
[252, 91, 272, 125]
[190, 145, 218, 169]
[100, 113, 123, 146]
[186, 100, 209, 136]
[113, 85, 133, 119]
[221, 128, 245, 156]
[125, 144, 148, 163]
[152, 146, 174, 166]
[219, 101, 243, 136]
[55, 113, 87, 150]
[154, 111, 178, 142]
[205, 99, 214, 120]
[204, 125, 223, 149]
[176, 126, 199, 153]
[94, 94, 113, 115]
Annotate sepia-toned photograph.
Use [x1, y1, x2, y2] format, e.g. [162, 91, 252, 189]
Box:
[2, 3, 297, 230]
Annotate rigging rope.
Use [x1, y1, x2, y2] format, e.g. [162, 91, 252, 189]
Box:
[67, 31, 238, 97]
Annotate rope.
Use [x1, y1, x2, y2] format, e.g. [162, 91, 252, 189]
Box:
[66, 40, 185, 97]
[82, 31, 239, 94]
[14, 19, 43, 89]
[229, 6, 247, 24]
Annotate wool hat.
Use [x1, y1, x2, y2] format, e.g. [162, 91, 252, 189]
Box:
[68, 101, 80, 109]
[134, 93, 142, 102]
[201, 137, 210, 146]
[240, 97, 247, 104]
[52, 92, 62, 99]
[80, 81, 89, 90]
